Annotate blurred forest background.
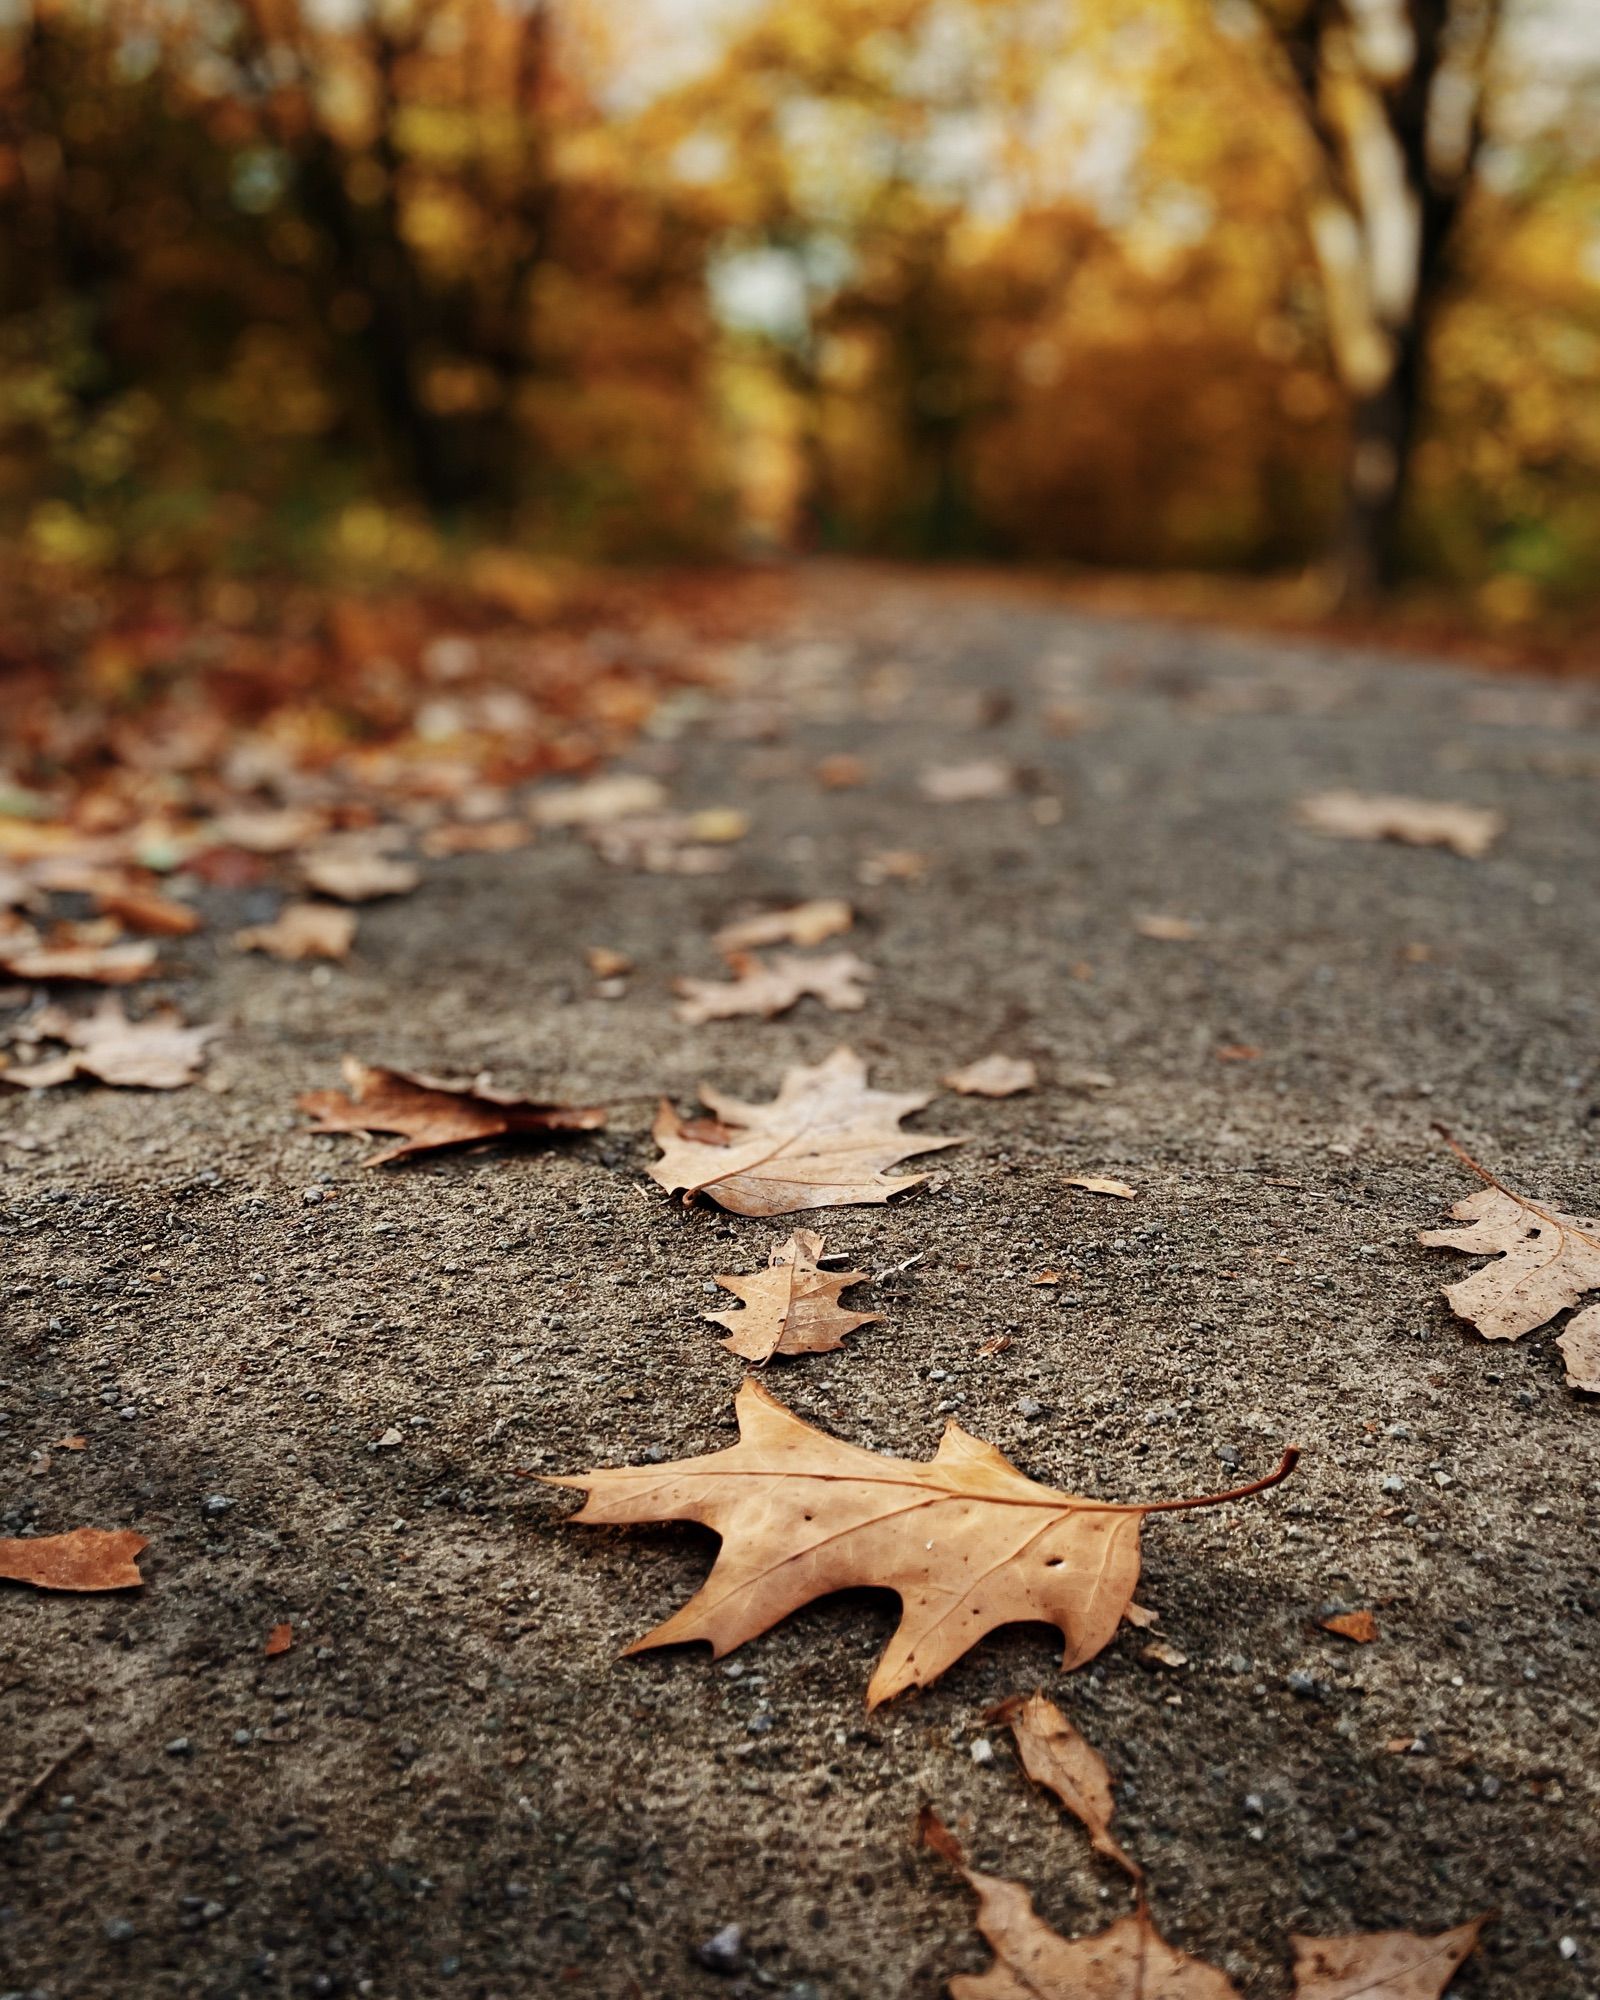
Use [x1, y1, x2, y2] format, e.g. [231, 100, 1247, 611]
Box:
[1, 0, 1597, 631]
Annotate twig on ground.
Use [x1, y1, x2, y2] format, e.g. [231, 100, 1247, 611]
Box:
[0, 1731, 92, 1832]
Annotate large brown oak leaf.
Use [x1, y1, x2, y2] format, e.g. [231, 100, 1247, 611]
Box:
[551, 1379, 1295, 1708]
[647, 1045, 962, 1217]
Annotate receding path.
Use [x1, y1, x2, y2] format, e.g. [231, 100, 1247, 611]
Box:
[3, 564, 1597, 2000]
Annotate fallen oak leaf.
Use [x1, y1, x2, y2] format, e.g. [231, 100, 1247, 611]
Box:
[1557, 1313, 1600, 1397]
[920, 1809, 1239, 1999]
[943, 1054, 1037, 1098]
[989, 1692, 1141, 1880]
[648, 1045, 963, 1217]
[586, 813, 739, 875]
[235, 901, 357, 961]
[551, 1377, 1297, 1707]
[922, 1811, 1483, 2000]
[858, 847, 928, 885]
[419, 819, 529, 857]
[706, 1230, 879, 1361]
[0, 1527, 147, 1592]
[1290, 1919, 1487, 2000]
[207, 806, 329, 854]
[1420, 1129, 1600, 1392]
[299, 850, 420, 903]
[3, 997, 214, 1090]
[584, 945, 633, 979]
[264, 1621, 294, 1657]
[1067, 1176, 1137, 1200]
[531, 773, 667, 826]
[87, 881, 201, 936]
[1296, 791, 1503, 860]
[673, 949, 873, 1025]
[300, 1056, 605, 1166]
[713, 898, 853, 953]
[815, 753, 869, 789]
[919, 759, 1015, 803]
[0, 935, 160, 984]
[1133, 913, 1202, 942]
[1320, 1609, 1378, 1643]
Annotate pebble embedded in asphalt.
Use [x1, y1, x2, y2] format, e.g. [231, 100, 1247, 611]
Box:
[695, 1923, 745, 1975]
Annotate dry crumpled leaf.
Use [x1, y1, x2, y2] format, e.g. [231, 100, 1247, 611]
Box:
[90, 882, 202, 936]
[1320, 1609, 1378, 1643]
[0, 1527, 148, 1591]
[920, 1810, 1240, 1999]
[858, 847, 928, 885]
[919, 758, 1015, 803]
[943, 1055, 1037, 1098]
[585, 809, 749, 874]
[674, 949, 873, 1025]
[553, 1378, 1296, 1707]
[1289, 1920, 1486, 2000]
[419, 819, 529, 858]
[1558, 1313, 1600, 1397]
[1296, 791, 1504, 859]
[1067, 1175, 1137, 1200]
[235, 902, 357, 961]
[299, 849, 421, 902]
[300, 1056, 605, 1166]
[531, 773, 666, 826]
[585, 944, 633, 979]
[991, 1693, 1141, 1880]
[1134, 912, 1202, 941]
[1420, 1138, 1600, 1392]
[208, 806, 329, 854]
[0, 932, 160, 984]
[3, 997, 214, 1090]
[705, 1230, 878, 1361]
[713, 898, 853, 953]
[648, 1045, 963, 1217]
[923, 1812, 1483, 2000]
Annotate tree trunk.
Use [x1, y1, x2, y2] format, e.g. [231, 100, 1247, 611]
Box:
[1335, 312, 1426, 604]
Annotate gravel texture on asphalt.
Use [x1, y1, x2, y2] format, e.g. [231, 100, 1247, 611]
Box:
[3, 564, 1597, 2000]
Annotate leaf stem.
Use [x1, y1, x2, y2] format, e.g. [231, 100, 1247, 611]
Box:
[1432, 1123, 1504, 1191]
[1139, 1445, 1299, 1514]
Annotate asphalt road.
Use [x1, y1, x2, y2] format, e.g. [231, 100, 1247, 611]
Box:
[3, 564, 1597, 2000]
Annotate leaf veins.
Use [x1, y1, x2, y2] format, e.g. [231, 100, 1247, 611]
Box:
[551, 1379, 1296, 1708]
